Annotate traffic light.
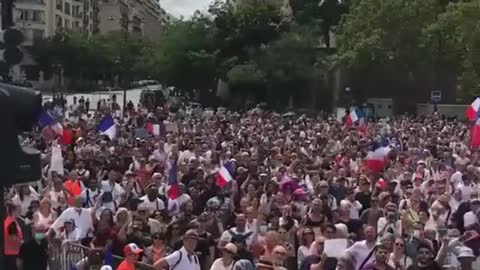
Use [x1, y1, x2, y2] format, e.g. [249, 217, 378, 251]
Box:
[0, 82, 42, 187]
[0, 28, 24, 65]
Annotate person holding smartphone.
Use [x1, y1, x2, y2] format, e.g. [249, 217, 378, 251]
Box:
[377, 204, 402, 237]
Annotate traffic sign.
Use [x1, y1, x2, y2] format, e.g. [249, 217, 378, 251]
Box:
[431, 90, 441, 102]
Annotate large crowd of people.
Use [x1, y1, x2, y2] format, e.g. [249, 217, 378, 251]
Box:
[3, 95, 480, 270]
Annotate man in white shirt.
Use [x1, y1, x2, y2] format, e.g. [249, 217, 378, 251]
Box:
[80, 178, 102, 208]
[168, 183, 191, 215]
[345, 225, 377, 270]
[49, 196, 93, 240]
[458, 175, 474, 202]
[152, 142, 168, 166]
[464, 199, 480, 230]
[100, 170, 125, 212]
[451, 163, 465, 188]
[12, 184, 39, 216]
[340, 188, 363, 220]
[377, 204, 402, 237]
[178, 145, 195, 164]
[220, 214, 254, 248]
[139, 183, 165, 216]
[153, 229, 201, 270]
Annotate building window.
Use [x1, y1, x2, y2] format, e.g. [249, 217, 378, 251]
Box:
[74, 6, 81, 18]
[65, 19, 70, 29]
[64, 2, 70, 15]
[56, 0, 63, 10]
[32, 10, 45, 23]
[15, 9, 22, 22]
[55, 15, 62, 28]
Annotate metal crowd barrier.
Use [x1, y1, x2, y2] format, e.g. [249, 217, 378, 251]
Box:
[48, 240, 154, 270]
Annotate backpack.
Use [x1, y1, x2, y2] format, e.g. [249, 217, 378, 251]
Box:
[228, 229, 254, 244]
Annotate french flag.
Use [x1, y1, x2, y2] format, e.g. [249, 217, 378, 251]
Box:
[471, 118, 480, 148]
[38, 110, 63, 135]
[146, 122, 161, 136]
[346, 108, 365, 128]
[167, 159, 180, 199]
[365, 142, 390, 173]
[466, 97, 480, 121]
[96, 115, 116, 140]
[216, 161, 234, 188]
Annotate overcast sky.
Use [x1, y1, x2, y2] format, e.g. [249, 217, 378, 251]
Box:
[161, 0, 212, 17]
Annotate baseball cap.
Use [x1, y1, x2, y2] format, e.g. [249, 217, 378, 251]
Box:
[123, 243, 143, 256]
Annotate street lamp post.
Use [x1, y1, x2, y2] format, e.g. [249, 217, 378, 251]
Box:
[114, 57, 127, 116]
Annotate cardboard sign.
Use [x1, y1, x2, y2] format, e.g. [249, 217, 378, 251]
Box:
[324, 239, 348, 258]
[50, 143, 64, 175]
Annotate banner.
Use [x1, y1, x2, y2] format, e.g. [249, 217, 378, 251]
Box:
[50, 142, 64, 175]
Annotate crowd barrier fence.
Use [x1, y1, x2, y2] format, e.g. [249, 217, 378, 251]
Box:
[48, 240, 154, 270]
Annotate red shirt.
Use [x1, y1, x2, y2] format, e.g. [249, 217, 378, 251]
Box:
[61, 128, 73, 145]
[4, 216, 23, 255]
[64, 180, 82, 205]
[116, 259, 135, 270]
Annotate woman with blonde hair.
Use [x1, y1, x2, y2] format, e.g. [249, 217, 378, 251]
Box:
[33, 198, 56, 230]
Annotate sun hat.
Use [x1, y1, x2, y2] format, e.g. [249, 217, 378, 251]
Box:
[224, 243, 238, 255]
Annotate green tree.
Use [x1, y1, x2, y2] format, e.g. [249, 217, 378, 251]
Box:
[209, 0, 289, 67]
[30, 32, 151, 89]
[428, 0, 480, 101]
[138, 15, 218, 92]
[254, 27, 327, 109]
[290, 0, 350, 47]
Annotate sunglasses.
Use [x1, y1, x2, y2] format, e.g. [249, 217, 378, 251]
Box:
[153, 236, 162, 240]
[395, 242, 404, 247]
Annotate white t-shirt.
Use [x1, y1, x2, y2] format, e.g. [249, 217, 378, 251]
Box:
[168, 194, 191, 215]
[51, 207, 93, 239]
[463, 211, 478, 228]
[61, 228, 81, 241]
[80, 188, 101, 208]
[139, 195, 165, 215]
[210, 258, 234, 270]
[220, 227, 254, 247]
[345, 240, 374, 270]
[340, 199, 363, 219]
[12, 193, 39, 216]
[458, 184, 474, 201]
[165, 247, 201, 270]
[47, 190, 66, 209]
[450, 171, 463, 188]
[377, 218, 402, 236]
[100, 181, 125, 212]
